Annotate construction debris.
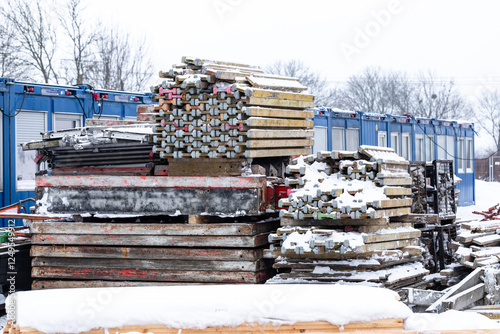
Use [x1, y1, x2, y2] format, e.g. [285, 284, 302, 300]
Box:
[150, 56, 314, 159]
[30, 215, 279, 289]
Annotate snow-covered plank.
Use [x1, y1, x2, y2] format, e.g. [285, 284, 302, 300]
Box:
[369, 207, 411, 219]
[246, 129, 313, 138]
[472, 235, 500, 247]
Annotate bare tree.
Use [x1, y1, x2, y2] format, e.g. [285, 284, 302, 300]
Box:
[0, 20, 29, 79]
[88, 27, 154, 92]
[413, 71, 471, 119]
[1, 0, 59, 83]
[267, 59, 335, 107]
[333, 67, 416, 115]
[475, 89, 500, 151]
[57, 0, 96, 85]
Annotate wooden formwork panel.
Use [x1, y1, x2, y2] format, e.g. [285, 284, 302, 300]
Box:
[30, 220, 280, 236]
[31, 267, 274, 283]
[30, 245, 266, 261]
[31, 233, 271, 248]
[32, 257, 272, 272]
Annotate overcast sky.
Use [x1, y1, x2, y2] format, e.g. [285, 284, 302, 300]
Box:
[91, 0, 500, 151]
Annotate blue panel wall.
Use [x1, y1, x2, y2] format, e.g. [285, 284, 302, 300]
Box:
[312, 108, 476, 206]
[0, 78, 153, 226]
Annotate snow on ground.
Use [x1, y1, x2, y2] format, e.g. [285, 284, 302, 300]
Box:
[8, 285, 411, 333]
[457, 180, 500, 221]
[405, 310, 500, 330]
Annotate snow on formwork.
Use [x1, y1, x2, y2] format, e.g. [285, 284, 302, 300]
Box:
[7, 285, 412, 333]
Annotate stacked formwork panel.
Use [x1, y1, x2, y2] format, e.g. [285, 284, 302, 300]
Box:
[265, 146, 429, 290]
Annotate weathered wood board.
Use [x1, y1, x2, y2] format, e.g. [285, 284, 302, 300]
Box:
[30, 245, 266, 261]
[30, 220, 279, 236]
[31, 233, 271, 248]
[32, 257, 271, 272]
[31, 267, 273, 283]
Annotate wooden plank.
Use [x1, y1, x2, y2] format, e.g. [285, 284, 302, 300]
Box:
[30, 245, 264, 261]
[372, 198, 412, 209]
[376, 178, 412, 186]
[246, 96, 314, 109]
[30, 221, 279, 236]
[51, 167, 153, 176]
[358, 223, 412, 233]
[472, 235, 500, 247]
[280, 217, 390, 227]
[362, 230, 421, 244]
[442, 283, 485, 310]
[32, 257, 270, 272]
[426, 268, 483, 312]
[244, 88, 314, 102]
[390, 214, 440, 224]
[167, 158, 245, 177]
[245, 76, 308, 92]
[241, 107, 314, 119]
[353, 238, 419, 253]
[31, 233, 271, 248]
[36, 175, 266, 188]
[383, 187, 412, 196]
[244, 148, 311, 158]
[246, 129, 314, 139]
[246, 139, 314, 148]
[264, 248, 404, 261]
[31, 267, 273, 283]
[13, 318, 404, 334]
[245, 117, 313, 128]
[369, 207, 411, 219]
[32, 280, 210, 290]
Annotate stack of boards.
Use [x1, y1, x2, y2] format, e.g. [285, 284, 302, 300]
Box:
[454, 218, 500, 269]
[265, 145, 429, 290]
[29, 216, 279, 289]
[150, 56, 314, 159]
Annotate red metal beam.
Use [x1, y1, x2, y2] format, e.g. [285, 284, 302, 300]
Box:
[36, 175, 266, 189]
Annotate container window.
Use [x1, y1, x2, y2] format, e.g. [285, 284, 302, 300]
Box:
[402, 133, 412, 161]
[415, 134, 425, 161]
[377, 131, 387, 147]
[345, 128, 359, 151]
[390, 132, 400, 156]
[425, 135, 435, 161]
[437, 135, 446, 160]
[16, 111, 47, 191]
[457, 138, 464, 172]
[54, 113, 82, 131]
[332, 127, 344, 150]
[313, 126, 327, 153]
[446, 135, 455, 160]
[466, 138, 473, 172]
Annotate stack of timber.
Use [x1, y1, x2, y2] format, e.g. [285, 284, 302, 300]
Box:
[265, 146, 429, 289]
[279, 145, 413, 223]
[454, 215, 500, 269]
[29, 215, 279, 289]
[150, 56, 314, 159]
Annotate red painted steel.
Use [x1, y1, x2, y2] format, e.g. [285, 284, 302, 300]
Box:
[36, 175, 266, 189]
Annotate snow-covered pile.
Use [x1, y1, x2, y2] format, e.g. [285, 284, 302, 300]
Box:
[8, 285, 412, 333]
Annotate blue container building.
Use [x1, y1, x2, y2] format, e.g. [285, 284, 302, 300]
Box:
[0, 78, 153, 226]
[312, 108, 475, 206]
